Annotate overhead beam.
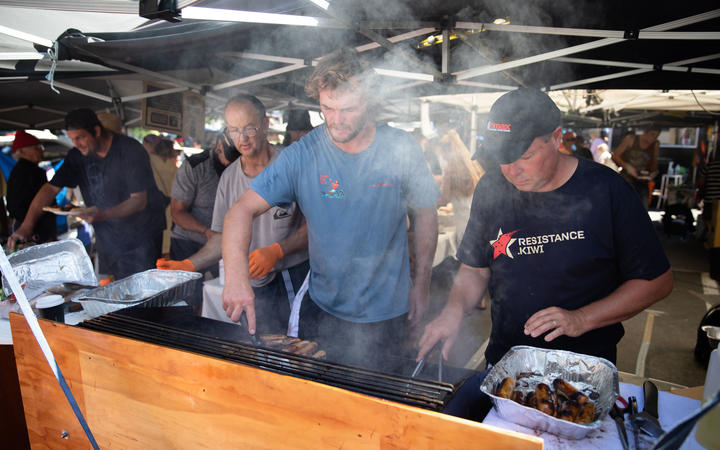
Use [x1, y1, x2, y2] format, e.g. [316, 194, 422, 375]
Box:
[373, 68, 434, 82]
[551, 51, 720, 91]
[0, 24, 53, 47]
[211, 63, 306, 91]
[456, 81, 516, 91]
[40, 80, 113, 102]
[354, 28, 435, 53]
[454, 9, 720, 82]
[0, 105, 28, 113]
[455, 22, 720, 40]
[549, 69, 652, 90]
[35, 118, 65, 128]
[0, 52, 43, 61]
[121, 86, 190, 103]
[0, 117, 30, 127]
[309, 3, 441, 78]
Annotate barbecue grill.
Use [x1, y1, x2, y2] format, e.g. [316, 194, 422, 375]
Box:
[78, 307, 464, 412]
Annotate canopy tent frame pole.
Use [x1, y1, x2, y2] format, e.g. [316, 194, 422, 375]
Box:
[354, 28, 436, 53]
[456, 80, 516, 91]
[454, 22, 720, 40]
[40, 80, 113, 102]
[453, 9, 720, 82]
[35, 118, 65, 128]
[0, 24, 53, 47]
[308, 2, 441, 78]
[0, 52, 43, 60]
[551, 51, 720, 91]
[553, 56, 720, 75]
[0, 117, 30, 127]
[0, 105, 28, 113]
[211, 62, 306, 92]
[121, 86, 190, 103]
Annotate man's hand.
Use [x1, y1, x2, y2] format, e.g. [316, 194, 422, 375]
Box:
[8, 225, 32, 251]
[523, 306, 588, 342]
[248, 242, 283, 279]
[416, 304, 464, 362]
[156, 258, 196, 272]
[407, 282, 429, 328]
[222, 282, 257, 333]
[77, 206, 104, 224]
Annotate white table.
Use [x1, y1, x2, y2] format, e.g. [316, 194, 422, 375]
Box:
[484, 382, 702, 449]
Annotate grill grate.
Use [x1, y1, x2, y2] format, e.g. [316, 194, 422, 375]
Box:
[78, 313, 456, 411]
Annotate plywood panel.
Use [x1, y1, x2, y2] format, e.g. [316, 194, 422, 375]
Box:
[10, 314, 542, 449]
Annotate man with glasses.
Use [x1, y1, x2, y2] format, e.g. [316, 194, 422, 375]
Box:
[221, 50, 439, 369]
[10, 109, 166, 279]
[159, 94, 309, 335]
[7, 130, 56, 245]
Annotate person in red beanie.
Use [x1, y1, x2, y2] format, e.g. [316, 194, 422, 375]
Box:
[6, 130, 57, 245]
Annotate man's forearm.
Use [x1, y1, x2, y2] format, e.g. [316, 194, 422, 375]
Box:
[222, 199, 256, 290]
[19, 183, 60, 231]
[103, 192, 146, 220]
[577, 269, 673, 331]
[277, 223, 308, 257]
[410, 206, 438, 291]
[189, 232, 222, 270]
[171, 200, 211, 235]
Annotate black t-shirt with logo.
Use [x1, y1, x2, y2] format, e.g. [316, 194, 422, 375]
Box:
[50, 133, 165, 263]
[458, 157, 669, 364]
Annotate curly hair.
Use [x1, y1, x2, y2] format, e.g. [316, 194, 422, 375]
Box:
[305, 48, 373, 100]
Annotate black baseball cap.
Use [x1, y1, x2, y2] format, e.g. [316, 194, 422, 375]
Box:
[475, 88, 561, 164]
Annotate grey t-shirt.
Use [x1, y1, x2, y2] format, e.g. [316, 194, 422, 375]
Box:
[212, 147, 308, 287]
[170, 151, 220, 244]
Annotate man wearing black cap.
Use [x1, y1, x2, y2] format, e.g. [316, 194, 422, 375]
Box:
[418, 88, 673, 366]
[10, 108, 165, 279]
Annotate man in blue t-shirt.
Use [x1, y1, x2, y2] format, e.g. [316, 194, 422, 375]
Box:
[221, 50, 440, 368]
[417, 88, 673, 366]
[10, 109, 165, 279]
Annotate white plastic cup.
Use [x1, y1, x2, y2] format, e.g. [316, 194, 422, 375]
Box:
[35, 294, 65, 323]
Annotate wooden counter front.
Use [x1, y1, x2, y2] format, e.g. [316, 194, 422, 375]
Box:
[10, 314, 542, 449]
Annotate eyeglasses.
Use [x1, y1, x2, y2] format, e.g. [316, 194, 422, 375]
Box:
[226, 126, 260, 138]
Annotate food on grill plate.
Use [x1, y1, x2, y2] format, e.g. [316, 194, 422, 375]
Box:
[259, 334, 326, 359]
[495, 376, 597, 424]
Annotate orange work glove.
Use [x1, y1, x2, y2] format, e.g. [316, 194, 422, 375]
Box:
[156, 258, 196, 272]
[248, 242, 283, 279]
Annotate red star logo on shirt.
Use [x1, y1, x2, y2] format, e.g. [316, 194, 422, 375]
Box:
[489, 228, 519, 260]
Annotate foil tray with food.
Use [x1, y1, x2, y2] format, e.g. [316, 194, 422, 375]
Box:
[2, 239, 97, 300]
[480, 345, 619, 440]
[72, 269, 202, 318]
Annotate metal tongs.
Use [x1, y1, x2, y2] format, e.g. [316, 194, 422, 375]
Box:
[411, 341, 443, 382]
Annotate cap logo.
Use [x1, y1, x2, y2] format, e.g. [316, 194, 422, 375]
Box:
[488, 121, 511, 132]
